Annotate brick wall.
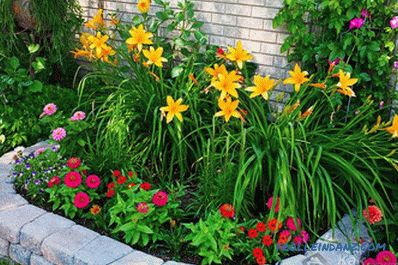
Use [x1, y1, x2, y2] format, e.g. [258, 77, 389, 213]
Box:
[77, 0, 289, 81]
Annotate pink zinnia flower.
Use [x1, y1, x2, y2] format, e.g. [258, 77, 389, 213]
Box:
[43, 103, 57, 116]
[67, 157, 81, 169]
[363, 205, 383, 224]
[52, 128, 66, 141]
[64, 171, 82, 188]
[376, 250, 397, 265]
[301, 230, 310, 243]
[136, 202, 149, 213]
[152, 191, 169, 207]
[293, 235, 303, 245]
[390, 16, 398, 29]
[70, 111, 86, 121]
[86, 174, 101, 189]
[74, 192, 90, 208]
[361, 9, 370, 18]
[286, 217, 301, 231]
[349, 18, 365, 29]
[394, 61, 398, 69]
[48, 176, 60, 188]
[363, 258, 377, 265]
[266, 196, 280, 212]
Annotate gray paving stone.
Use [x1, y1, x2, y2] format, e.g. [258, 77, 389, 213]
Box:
[9, 244, 31, 265]
[0, 193, 27, 211]
[0, 205, 46, 243]
[41, 225, 99, 265]
[30, 254, 55, 265]
[74, 236, 133, 265]
[0, 238, 9, 256]
[20, 213, 75, 255]
[277, 254, 307, 265]
[110, 251, 164, 265]
[0, 181, 15, 194]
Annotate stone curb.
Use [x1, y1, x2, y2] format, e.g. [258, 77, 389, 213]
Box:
[0, 142, 191, 265]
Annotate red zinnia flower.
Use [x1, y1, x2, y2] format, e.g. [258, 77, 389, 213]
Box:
[262, 235, 273, 246]
[293, 235, 303, 245]
[86, 174, 101, 189]
[64, 171, 82, 188]
[128, 171, 135, 177]
[117, 175, 127, 185]
[67, 157, 81, 169]
[256, 222, 266, 232]
[256, 255, 266, 265]
[248, 229, 258, 239]
[112, 169, 121, 177]
[106, 189, 115, 198]
[219, 203, 235, 219]
[376, 250, 397, 264]
[136, 202, 149, 213]
[268, 218, 282, 232]
[107, 182, 115, 189]
[140, 182, 151, 190]
[48, 176, 60, 188]
[278, 230, 291, 245]
[239, 226, 245, 233]
[363, 205, 383, 224]
[152, 191, 169, 206]
[74, 192, 90, 208]
[252, 247, 263, 258]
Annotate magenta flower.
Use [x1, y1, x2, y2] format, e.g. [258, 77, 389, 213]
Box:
[301, 230, 310, 243]
[52, 128, 66, 141]
[43, 103, 57, 116]
[361, 9, 370, 18]
[70, 111, 86, 121]
[390, 16, 398, 29]
[376, 250, 397, 264]
[394, 61, 398, 69]
[328, 58, 341, 66]
[349, 18, 364, 29]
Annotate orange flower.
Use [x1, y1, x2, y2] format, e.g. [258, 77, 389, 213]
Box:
[300, 106, 314, 119]
[363, 205, 383, 224]
[385, 114, 398, 138]
[85, 9, 105, 30]
[90, 204, 101, 215]
[310, 82, 326, 90]
[189, 73, 199, 85]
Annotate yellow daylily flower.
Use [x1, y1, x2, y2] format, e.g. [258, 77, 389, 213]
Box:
[211, 70, 242, 98]
[336, 70, 357, 97]
[283, 64, 310, 93]
[205, 64, 228, 81]
[386, 115, 398, 138]
[88, 32, 109, 58]
[126, 24, 153, 52]
[310, 82, 326, 90]
[137, 0, 151, 14]
[85, 9, 105, 30]
[99, 45, 116, 63]
[245, 75, 276, 100]
[71, 49, 93, 60]
[226, 41, 253, 69]
[143, 46, 168, 68]
[160, 96, 189, 123]
[215, 97, 241, 122]
[80, 33, 93, 49]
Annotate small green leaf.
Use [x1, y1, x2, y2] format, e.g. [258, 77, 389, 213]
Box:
[28, 44, 40, 54]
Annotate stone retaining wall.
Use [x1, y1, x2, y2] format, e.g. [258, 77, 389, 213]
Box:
[0, 142, 189, 265]
[0, 141, 372, 265]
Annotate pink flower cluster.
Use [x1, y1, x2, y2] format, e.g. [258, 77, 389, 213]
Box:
[390, 16, 398, 29]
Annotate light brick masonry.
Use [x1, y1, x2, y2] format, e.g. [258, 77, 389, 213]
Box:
[77, 0, 290, 80]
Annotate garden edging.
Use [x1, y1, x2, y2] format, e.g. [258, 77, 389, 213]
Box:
[0, 142, 373, 265]
[0, 141, 190, 265]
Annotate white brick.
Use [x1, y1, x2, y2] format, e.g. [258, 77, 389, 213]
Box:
[251, 7, 279, 19]
[252, 53, 274, 66]
[212, 13, 237, 26]
[223, 26, 250, 39]
[209, 35, 235, 47]
[240, 40, 261, 53]
[261, 43, 281, 55]
[225, 4, 252, 16]
[237, 17, 264, 29]
[249, 29, 277, 42]
[195, 1, 225, 13]
[238, 0, 266, 5]
[202, 24, 223, 35]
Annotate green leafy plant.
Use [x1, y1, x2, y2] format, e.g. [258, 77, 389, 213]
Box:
[273, 0, 398, 110]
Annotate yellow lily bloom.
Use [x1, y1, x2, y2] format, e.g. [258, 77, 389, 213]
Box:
[386, 115, 398, 138]
[99, 45, 116, 63]
[205, 64, 228, 81]
[85, 9, 105, 30]
[226, 41, 253, 69]
[211, 70, 242, 98]
[143, 46, 168, 68]
[71, 49, 93, 60]
[336, 70, 357, 97]
[126, 24, 153, 52]
[283, 64, 310, 93]
[88, 32, 109, 58]
[160, 96, 189, 123]
[80, 33, 93, 49]
[245, 75, 276, 100]
[137, 0, 151, 14]
[215, 97, 241, 122]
